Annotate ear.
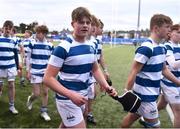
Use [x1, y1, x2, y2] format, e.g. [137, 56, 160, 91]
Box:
[154, 25, 159, 31]
[71, 21, 74, 28]
[153, 25, 160, 34]
[167, 32, 171, 38]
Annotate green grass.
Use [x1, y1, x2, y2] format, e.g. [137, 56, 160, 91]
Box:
[0, 45, 172, 128]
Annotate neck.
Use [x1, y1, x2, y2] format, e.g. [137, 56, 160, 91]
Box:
[150, 33, 162, 44]
[3, 34, 9, 38]
[73, 34, 85, 43]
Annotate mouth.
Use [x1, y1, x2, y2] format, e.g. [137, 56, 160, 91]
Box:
[81, 29, 88, 32]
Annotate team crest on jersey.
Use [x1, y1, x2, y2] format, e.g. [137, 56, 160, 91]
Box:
[10, 39, 15, 44]
[45, 45, 50, 50]
[89, 46, 95, 54]
[162, 47, 166, 54]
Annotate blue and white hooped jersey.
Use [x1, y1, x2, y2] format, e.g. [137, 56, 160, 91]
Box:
[133, 38, 167, 102]
[162, 41, 180, 87]
[96, 38, 102, 62]
[88, 36, 102, 84]
[11, 36, 21, 53]
[0, 36, 16, 69]
[28, 39, 54, 77]
[21, 38, 34, 57]
[89, 36, 102, 61]
[48, 38, 97, 100]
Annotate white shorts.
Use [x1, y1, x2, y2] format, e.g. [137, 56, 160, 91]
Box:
[30, 75, 43, 84]
[0, 68, 17, 81]
[87, 83, 96, 99]
[161, 81, 180, 104]
[56, 99, 85, 127]
[137, 101, 159, 119]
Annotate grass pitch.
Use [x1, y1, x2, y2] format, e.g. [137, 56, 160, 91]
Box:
[0, 44, 172, 128]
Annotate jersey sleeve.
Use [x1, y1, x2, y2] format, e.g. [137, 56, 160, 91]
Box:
[164, 42, 173, 57]
[48, 41, 69, 68]
[134, 46, 152, 64]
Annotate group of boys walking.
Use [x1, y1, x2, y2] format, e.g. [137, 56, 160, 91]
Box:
[1, 6, 180, 128]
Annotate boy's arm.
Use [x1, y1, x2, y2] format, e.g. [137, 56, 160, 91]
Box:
[166, 55, 180, 69]
[99, 50, 109, 79]
[125, 61, 144, 91]
[92, 62, 117, 96]
[13, 48, 19, 70]
[162, 63, 180, 86]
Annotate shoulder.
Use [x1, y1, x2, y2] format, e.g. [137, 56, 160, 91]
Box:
[56, 40, 72, 52]
[135, 41, 153, 58]
[164, 42, 173, 50]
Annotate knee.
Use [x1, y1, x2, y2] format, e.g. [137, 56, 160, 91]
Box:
[42, 90, 48, 97]
[8, 82, 15, 88]
[33, 92, 40, 97]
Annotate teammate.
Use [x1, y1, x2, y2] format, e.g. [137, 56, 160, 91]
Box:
[0, 20, 19, 114]
[26, 25, 54, 121]
[120, 14, 180, 128]
[86, 15, 110, 125]
[21, 30, 33, 82]
[157, 24, 180, 127]
[10, 28, 24, 85]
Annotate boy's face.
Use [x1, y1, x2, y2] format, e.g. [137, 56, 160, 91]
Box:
[24, 32, 30, 38]
[170, 28, 180, 43]
[36, 32, 45, 41]
[0, 29, 2, 36]
[96, 26, 103, 36]
[72, 17, 91, 38]
[89, 25, 97, 36]
[3, 26, 12, 37]
[157, 23, 171, 40]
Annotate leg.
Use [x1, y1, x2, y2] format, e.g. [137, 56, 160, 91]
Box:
[42, 84, 49, 107]
[69, 120, 86, 128]
[0, 80, 3, 96]
[86, 83, 97, 124]
[157, 94, 167, 111]
[8, 81, 18, 114]
[121, 112, 140, 128]
[59, 120, 86, 128]
[19, 64, 25, 86]
[26, 83, 40, 110]
[31, 83, 41, 100]
[59, 122, 66, 128]
[40, 84, 51, 121]
[8, 81, 15, 105]
[170, 104, 180, 127]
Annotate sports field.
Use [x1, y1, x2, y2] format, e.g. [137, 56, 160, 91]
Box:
[0, 44, 172, 128]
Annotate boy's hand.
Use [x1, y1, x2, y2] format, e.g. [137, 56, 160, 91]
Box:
[69, 91, 88, 107]
[106, 86, 117, 97]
